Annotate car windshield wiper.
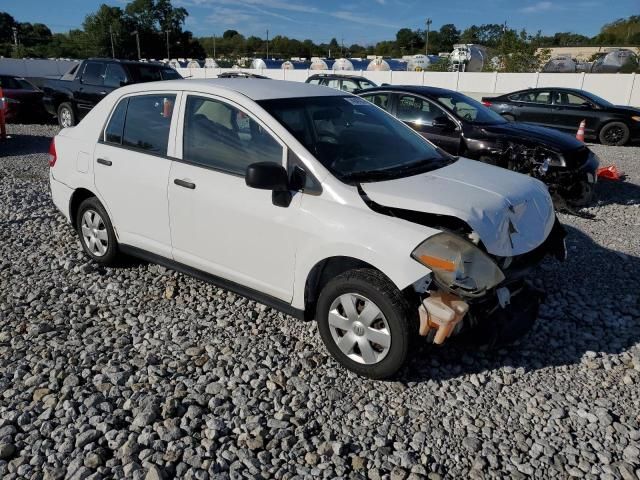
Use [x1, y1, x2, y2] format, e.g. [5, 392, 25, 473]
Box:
[341, 157, 450, 182]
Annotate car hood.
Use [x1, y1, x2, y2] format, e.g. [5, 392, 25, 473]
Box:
[479, 121, 584, 151]
[611, 105, 640, 116]
[360, 159, 555, 257]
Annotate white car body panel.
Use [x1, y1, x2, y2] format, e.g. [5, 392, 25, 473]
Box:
[360, 159, 555, 257]
[49, 79, 556, 314]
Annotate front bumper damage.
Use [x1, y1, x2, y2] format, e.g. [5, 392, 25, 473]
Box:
[417, 218, 566, 347]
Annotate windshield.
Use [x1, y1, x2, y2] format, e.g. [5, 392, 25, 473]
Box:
[435, 91, 507, 125]
[258, 96, 451, 183]
[579, 90, 613, 107]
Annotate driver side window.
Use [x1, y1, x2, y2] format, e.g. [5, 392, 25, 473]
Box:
[182, 96, 283, 176]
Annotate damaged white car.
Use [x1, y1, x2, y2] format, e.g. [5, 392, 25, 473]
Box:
[49, 79, 567, 379]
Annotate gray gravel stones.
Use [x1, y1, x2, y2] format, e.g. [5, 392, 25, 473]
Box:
[1, 123, 640, 479]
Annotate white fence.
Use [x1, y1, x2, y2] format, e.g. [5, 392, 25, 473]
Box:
[176, 68, 640, 107]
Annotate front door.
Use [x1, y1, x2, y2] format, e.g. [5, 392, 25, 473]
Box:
[168, 94, 299, 301]
[551, 90, 601, 136]
[93, 93, 178, 258]
[393, 93, 462, 154]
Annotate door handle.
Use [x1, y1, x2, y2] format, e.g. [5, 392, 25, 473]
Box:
[174, 179, 196, 189]
[96, 158, 112, 166]
[99, 91, 107, 95]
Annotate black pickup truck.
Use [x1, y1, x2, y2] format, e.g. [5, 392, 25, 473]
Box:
[43, 58, 181, 128]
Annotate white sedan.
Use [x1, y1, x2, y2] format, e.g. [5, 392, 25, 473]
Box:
[49, 79, 566, 378]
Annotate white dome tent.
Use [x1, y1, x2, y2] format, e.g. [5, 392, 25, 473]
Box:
[281, 61, 295, 70]
[367, 58, 390, 71]
[309, 58, 329, 70]
[186, 60, 201, 69]
[250, 58, 267, 69]
[204, 58, 219, 68]
[333, 58, 354, 71]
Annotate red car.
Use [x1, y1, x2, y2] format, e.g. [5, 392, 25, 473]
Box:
[0, 75, 46, 122]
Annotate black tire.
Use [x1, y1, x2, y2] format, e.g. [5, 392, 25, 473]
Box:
[565, 179, 596, 208]
[76, 197, 120, 266]
[316, 268, 416, 379]
[599, 121, 630, 146]
[57, 102, 75, 128]
[502, 113, 516, 122]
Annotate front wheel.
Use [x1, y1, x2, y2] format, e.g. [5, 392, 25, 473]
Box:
[599, 122, 629, 146]
[316, 269, 416, 379]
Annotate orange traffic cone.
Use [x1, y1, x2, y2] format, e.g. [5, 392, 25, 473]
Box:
[0, 85, 6, 140]
[576, 119, 586, 142]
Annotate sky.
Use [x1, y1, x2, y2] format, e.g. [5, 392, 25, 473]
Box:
[2, 0, 638, 45]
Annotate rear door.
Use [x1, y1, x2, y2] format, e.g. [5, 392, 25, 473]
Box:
[77, 61, 109, 118]
[393, 93, 462, 154]
[509, 90, 554, 126]
[93, 93, 178, 258]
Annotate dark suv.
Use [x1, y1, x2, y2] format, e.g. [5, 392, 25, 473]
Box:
[305, 74, 377, 93]
[42, 59, 182, 128]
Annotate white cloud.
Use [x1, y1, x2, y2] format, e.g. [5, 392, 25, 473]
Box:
[520, 1, 564, 13]
[331, 11, 398, 28]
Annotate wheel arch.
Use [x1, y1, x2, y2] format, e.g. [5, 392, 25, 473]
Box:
[303, 256, 386, 320]
[69, 188, 98, 229]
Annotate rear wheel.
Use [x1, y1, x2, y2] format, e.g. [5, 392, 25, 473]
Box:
[502, 113, 516, 122]
[599, 122, 629, 146]
[57, 102, 75, 128]
[76, 197, 120, 265]
[316, 269, 416, 379]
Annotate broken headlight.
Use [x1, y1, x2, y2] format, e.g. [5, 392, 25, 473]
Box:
[411, 232, 505, 295]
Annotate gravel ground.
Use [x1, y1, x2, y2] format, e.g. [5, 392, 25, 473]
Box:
[0, 123, 639, 480]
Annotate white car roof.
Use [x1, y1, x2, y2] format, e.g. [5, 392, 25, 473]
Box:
[121, 78, 344, 101]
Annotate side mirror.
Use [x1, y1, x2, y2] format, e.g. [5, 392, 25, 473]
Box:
[432, 116, 454, 130]
[246, 162, 288, 190]
[246, 162, 292, 207]
[580, 102, 593, 109]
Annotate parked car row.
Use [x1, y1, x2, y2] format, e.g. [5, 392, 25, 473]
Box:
[50, 79, 567, 379]
[357, 85, 599, 207]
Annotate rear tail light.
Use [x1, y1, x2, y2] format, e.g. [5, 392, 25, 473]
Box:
[48, 138, 57, 167]
[482, 100, 492, 107]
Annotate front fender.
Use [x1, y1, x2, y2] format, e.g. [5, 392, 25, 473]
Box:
[290, 194, 436, 310]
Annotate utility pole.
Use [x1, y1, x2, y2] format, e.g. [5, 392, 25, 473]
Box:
[109, 26, 115, 58]
[131, 30, 141, 60]
[425, 18, 432, 56]
[213, 34, 216, 58]
[266, 29, 269, 59]
[341, 37, 344, 57]
[165, 30, 170, 60]
[12, 26, 19, 57]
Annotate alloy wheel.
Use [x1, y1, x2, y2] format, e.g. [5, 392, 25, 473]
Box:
[604, 126, 624, 144]
[81, 209, 108, 257]
[328, 293, 391, 365]
[60, 108, 72, 128]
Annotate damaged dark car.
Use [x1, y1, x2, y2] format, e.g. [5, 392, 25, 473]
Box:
[358, 85, 599, 207]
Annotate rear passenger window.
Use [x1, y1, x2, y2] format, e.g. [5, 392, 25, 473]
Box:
[122, 95, 175, 155]
[361, 93, 391, 111]
[82, 62, 106, 86]
[104, 98, 129, 144]
[183, 96, 283, 175]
